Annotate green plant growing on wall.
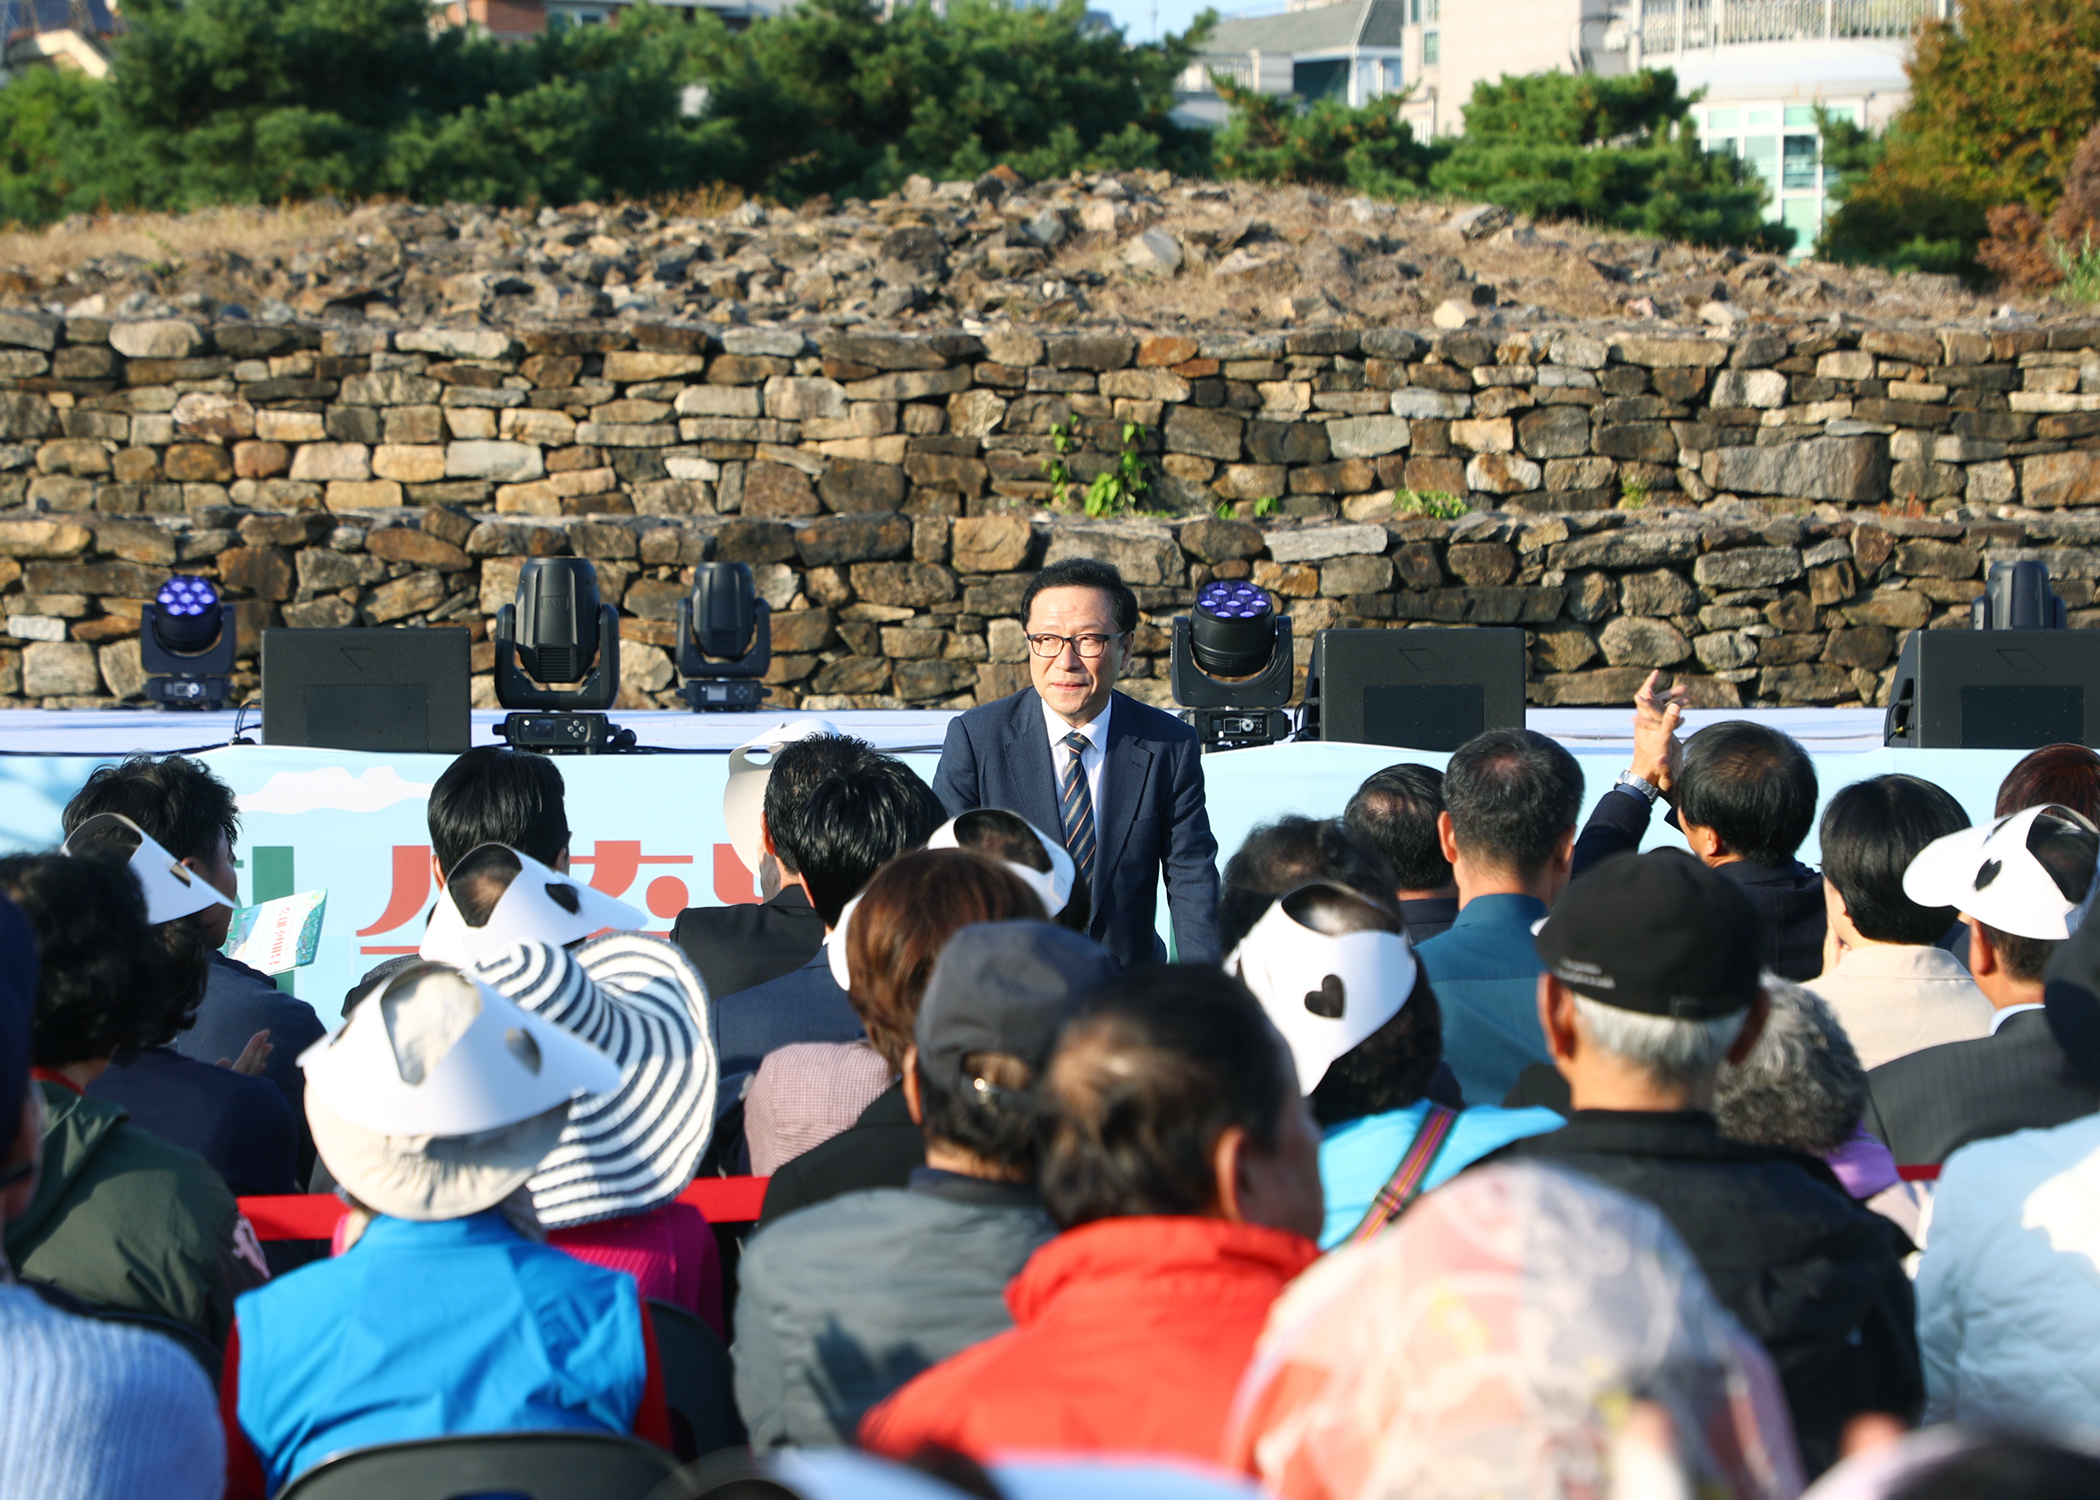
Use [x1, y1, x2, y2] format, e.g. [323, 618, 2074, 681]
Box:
[1391, 489, 1468, 518]
[1042, 419, 1155, 517]
[2054, 232, 2100, 303]
[1620, 475, 1653, 509]
[1214, 495, 1279, 518]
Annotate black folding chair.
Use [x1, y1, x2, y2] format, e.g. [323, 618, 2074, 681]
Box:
[276, 1430, 680, 1500]
[647, 1299, 748, 1462]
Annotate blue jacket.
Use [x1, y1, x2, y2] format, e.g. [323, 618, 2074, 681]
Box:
[1316, 1101, 1566, 1248]
[1415, 894, 1553, 1108]
[713, 949, 865, 1117]
[234, 1211, 648, 1494]
[88, 1046, 299, 1197]
[931, 687, 1220, 968]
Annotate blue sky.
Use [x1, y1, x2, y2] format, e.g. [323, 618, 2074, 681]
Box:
[1094, 0, 1231, 46]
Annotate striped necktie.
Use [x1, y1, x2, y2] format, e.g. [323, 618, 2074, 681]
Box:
[1058, 730, 1098, 888]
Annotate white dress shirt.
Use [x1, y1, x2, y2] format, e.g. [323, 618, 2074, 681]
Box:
[1989, 1002, 2045, 1036]
[1041, 692, 1111, 843]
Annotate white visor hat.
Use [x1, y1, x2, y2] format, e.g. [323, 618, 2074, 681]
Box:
[722, 717, 842, 880]
[1903, 802, 2100, 942]
[300, 963, 622, 1140]
[926, 810, 1076, 919]
[62, 811, 235, 925]
[1229, 883, 1418, 1096]
[421, 844, 645, 967]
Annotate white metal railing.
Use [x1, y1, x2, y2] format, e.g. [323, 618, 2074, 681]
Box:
[1183, 55, 1255, 89]
[1639, 0, 1939, 49]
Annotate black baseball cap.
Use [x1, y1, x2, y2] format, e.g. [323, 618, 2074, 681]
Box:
[1535, 850, 1762, 1019]
[915, 922, 1120, 1109]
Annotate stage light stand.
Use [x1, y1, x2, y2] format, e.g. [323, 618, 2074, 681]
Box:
[1171, 580, 1294, 753]
[141, 575, 237, 710]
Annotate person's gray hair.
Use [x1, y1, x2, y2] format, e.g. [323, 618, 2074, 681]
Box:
[1571, 995, 1748, 1088]
[1712, 974, 1865, 1155]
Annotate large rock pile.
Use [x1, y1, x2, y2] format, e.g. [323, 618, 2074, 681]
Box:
[2, 307, 2100, 713]
[22, 172, 1996, 338]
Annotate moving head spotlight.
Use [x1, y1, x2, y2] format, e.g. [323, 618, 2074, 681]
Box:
[495, 557, 634, 753]
[1171, 580, 1294, 753]
[141, 575, 236, 710]
[676, 561, 772, 712]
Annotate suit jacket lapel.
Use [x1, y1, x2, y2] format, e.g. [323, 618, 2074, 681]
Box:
[998, 688, 1065, 838]
[1096, 692, 1154, 885]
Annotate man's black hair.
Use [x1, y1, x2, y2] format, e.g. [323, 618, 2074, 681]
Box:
[61, 754, 240, 868]
[1675, 720, 1818, 868]
[1441, 728, 1585, 877]
[1020, 557, 1139, 636]
[1981, 923, 2059, 985]
[1217, 816, 1398, 955]
[0, 851, 184, 1067]
[785, 756, 948, 927]
[914, 1051, 1039, 1176]
[1038, 964, 1291, 1229]
[761, 733, 875, 878]
[1819, 774, 1971, 946]
[1344, 763, 1453, 894]
[427, 747, 570, 876]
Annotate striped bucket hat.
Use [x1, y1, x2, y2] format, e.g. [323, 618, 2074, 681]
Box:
[468, 932, 717, 1229]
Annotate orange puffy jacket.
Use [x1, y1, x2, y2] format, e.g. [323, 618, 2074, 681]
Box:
[860, 1215, 1319, 1464]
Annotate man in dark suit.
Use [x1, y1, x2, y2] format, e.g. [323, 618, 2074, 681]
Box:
[672, 731, 871, 999]
[1866, 803, 2100, 1167]
[932, 558, 1219, 968]
[1571, 672, 1826, 981]
[713, 751, 946, 1109]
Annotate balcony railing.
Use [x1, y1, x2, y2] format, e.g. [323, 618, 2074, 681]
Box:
[1639, 0, 1941, 50]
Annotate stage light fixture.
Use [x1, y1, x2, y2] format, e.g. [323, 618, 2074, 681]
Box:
[494, 557, 634, 754]
[140, 574, 236, 710]
[1170, 580, 1294, 753]
[1973, 559, 2067, 630]
[675, 561, 772, 712]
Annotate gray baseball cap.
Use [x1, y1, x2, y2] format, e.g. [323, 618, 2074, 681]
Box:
[914, 922, 1120, 1109]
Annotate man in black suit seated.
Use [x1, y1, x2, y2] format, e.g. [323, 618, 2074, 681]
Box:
[1866, 803, 2100, 1169]
[932, 557, 1219, 969]
[712, 748, 946, 1111]
[1571, 672, 1826, 981]
[672, 729, 870, 1000]
[61, 756, 326, 1176]
[1344, 763, 1460, 942]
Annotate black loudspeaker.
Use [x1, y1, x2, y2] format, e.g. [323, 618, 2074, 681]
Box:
[1884, 629, 2100, 749]
[263, 628, 472, 753]
[1305, 628, 1527, 750]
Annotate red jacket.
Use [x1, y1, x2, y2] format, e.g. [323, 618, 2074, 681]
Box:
[860, 1215, 1319, 1463]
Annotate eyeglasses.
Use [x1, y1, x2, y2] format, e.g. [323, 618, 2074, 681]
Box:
[1027, 632, 1122, 660]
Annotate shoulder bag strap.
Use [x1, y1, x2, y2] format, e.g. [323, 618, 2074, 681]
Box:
[1344, 1104, 1460, 1245]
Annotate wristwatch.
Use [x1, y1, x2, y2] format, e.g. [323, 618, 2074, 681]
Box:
[1614, 770, 1661, 805]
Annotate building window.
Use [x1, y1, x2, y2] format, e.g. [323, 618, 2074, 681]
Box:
[1426, 0, 1438, 20]
[1293, 58, 1351, 101]
[1409, 0, 1419, 21]
[1696, 99, 1865, 260]
[1382, 57, 1403, 93]
[1422, 30, 1438, 63]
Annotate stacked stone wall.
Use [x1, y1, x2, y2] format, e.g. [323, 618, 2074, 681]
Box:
[6, 310, 2100, 711]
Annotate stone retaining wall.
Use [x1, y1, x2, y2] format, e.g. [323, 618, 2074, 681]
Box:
[5, 311, 2100, 711]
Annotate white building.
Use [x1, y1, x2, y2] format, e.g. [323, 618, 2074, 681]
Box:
[1175, 0, 1946, 252]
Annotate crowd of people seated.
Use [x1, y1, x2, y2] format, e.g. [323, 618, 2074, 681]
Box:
[14, 654, 2100, 1499]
